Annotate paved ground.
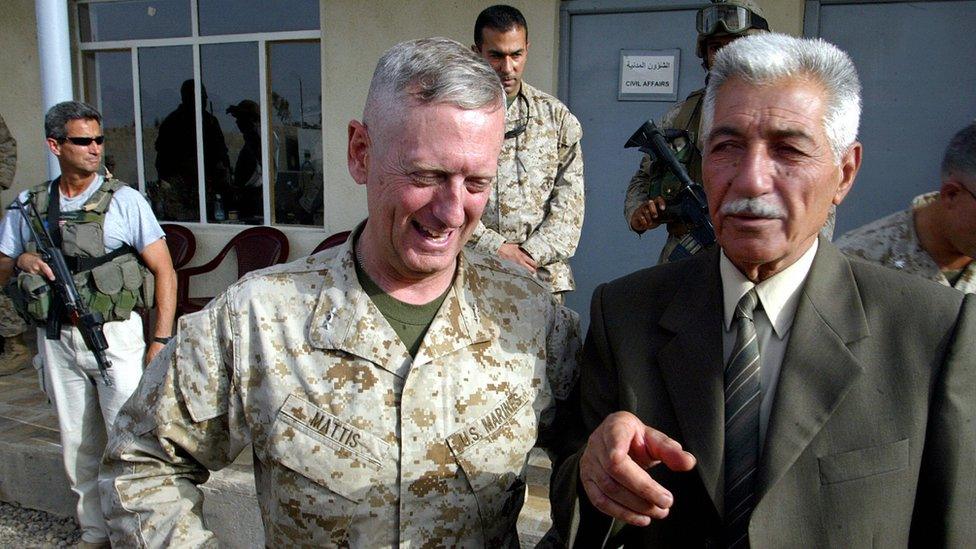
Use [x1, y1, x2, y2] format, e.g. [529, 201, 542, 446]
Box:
[0, 501, 80, 547]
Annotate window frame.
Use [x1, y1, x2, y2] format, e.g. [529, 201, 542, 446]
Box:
[73, 0, 322, 228]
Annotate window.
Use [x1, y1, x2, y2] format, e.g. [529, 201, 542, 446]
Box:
[77, 0, 322, 227]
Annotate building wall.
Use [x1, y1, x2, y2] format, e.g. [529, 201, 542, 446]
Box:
[764, 0, 805, 37]
[320, 0, 561, 235]
[0, 0, 805, 298]
[0, 0, 45, 208]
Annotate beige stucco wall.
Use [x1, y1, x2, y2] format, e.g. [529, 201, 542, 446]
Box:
[763, 0, 806, 37]
[319, 0, 560, 235]
[0, 0, 45, 208]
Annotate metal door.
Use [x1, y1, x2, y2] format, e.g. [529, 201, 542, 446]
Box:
[805, 0, 976, 235]
[560, 1, 707, 326]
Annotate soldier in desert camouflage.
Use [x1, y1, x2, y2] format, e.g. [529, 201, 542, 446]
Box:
[837, 122, 976, 293]
[101, 37, 580, 547]
[0, 113, 28, 363]
[467, 5, 584, 300]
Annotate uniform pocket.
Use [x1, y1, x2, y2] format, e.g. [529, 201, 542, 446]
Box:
[18, 272, 51, 321]
[119, 259, 144, 291]
[91, 261, 124, 294]
[61, 223, 104, 257]
[266, 394, 390, 503]
[446, 387, 535, 543]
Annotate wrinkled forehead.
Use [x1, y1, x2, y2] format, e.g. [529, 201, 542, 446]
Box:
[711, 76, 828, 133]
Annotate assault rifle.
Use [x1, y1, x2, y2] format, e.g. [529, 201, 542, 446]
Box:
[10, 200, 113, 386]
[625, 120, 716, 261]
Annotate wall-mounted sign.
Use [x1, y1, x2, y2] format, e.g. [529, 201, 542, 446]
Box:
[619, 49, 680, 101]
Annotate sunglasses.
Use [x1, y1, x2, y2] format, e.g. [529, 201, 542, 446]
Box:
[64, 135, 105, 146]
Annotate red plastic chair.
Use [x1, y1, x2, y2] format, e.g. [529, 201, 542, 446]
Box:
[142, 224, 197, 342]
[311, 230, 352, 255]
[161, 223, 196, 269]
[176, 226, 290, 316]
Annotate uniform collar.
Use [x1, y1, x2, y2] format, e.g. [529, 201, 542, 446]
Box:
[307, 223, 495, 373]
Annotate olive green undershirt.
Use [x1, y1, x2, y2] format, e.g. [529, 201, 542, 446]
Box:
[353, 251, 449, 359]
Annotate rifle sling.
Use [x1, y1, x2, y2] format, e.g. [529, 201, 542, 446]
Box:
[44, 178, 66, 338]
[46, 178, 62, 248]
[63, 245, 138, 273]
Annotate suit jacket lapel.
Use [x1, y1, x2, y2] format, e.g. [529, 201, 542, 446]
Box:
[757, 240, 870, 496]
[658, 248, 726, 513]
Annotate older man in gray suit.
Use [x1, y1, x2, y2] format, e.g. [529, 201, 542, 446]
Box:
[551, 33, 975, 547]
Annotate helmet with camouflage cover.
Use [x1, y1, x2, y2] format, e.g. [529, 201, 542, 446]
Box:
[696, 0, 770, 59]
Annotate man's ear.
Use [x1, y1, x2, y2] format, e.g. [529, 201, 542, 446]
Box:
[939, 176, 969, 206]
[347, 120, 369, 186]
[46, 137, 62, 157]
[832, 141, 862, 205]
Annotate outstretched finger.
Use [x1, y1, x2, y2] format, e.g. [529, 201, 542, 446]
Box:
[632, 427, 696, 473]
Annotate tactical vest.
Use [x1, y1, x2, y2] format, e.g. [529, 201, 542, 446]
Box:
[12, 177, 154, 324]
[648, 88, 705, 205]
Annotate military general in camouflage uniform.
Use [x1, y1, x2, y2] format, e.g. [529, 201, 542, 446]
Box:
[467, 5, 584, 299]
[101, 37, 580, 547]
[838, 122, 976, 293]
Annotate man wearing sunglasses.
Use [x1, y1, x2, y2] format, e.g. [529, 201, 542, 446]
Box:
[625, 0, 770, 263]
[838, 122, 976, 293]
[0, 101, 176, 548]
[469, 4, 585, 301]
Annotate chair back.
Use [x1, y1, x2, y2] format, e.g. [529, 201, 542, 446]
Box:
[161, 223, 196, 269]
[228, 226, 290, 278]
[311, 230, 352, 255]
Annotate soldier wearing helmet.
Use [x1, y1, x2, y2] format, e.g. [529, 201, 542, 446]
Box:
[624, 0, 770, 263]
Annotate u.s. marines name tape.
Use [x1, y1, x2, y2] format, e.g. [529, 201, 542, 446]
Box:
[447, 388, 529, 455]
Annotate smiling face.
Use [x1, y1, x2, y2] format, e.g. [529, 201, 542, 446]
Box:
[703, 76, 861, 280]
[475, 26, 529, 100]
[48, 118, 103, 177]
[348, 101, 504, 290]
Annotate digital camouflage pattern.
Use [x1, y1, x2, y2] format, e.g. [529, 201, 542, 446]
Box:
[0, 294, 27, 337]
[837, 192, 975, 293]
[0, 113, 25, 339]
[0, 114, 15, 190]
[467, 82, 584, 293]
[102, 236, 581, 547]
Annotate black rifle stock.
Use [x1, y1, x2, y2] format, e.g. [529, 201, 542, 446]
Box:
[625, 119, 716, 261]
[10, 200, 113, 386]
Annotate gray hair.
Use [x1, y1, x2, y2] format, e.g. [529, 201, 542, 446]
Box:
[701, 33, 861, 163]
[363, 37, 504, 128]
[941, 122, 976, 182]
[45, 101, 102, 141]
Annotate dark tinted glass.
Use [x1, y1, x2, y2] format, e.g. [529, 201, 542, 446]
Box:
[79, 0, 191, 42]
[140, 46, 200, 222]
[198, 0, 319, 36]
[202, 42, 261, 224]
[82, 50, 137, 185]
[269, 41, 323, 226]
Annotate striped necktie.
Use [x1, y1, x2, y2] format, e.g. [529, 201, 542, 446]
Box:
[724, 289, 761, 548]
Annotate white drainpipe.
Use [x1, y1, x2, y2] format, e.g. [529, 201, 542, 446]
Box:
[35, 0, 73, 179]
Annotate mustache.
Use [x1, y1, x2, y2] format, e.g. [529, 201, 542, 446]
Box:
[719, 197, 786, 219]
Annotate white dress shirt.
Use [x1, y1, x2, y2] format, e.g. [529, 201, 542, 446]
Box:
[720, 240, 819, 450]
